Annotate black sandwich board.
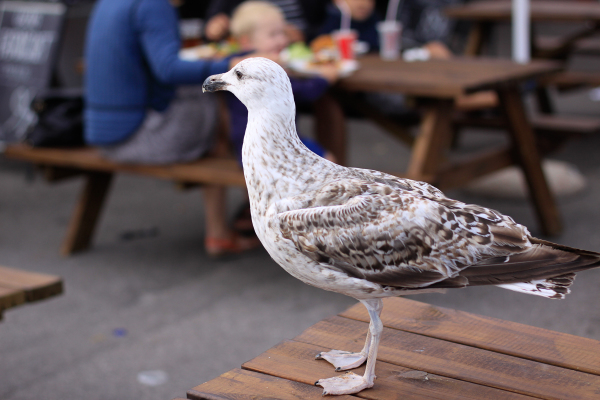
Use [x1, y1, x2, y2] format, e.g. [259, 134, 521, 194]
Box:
[0, 0, 66, 144]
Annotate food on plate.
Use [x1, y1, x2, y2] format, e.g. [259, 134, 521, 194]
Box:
[286, 42, 313, 61]
[179, 39, 241, 60]
[310, 35, 337, 63]
[281, 39, 359, 78]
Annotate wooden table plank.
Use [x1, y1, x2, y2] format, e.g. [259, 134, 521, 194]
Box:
[0, 265, 62, 303]
[293, 316, 600, 400]
[341, 297, 600, 376]
[337, 56, 561, 98]
[242, 340, 536, 400]
[445, 1, 600, 22]
[187, 368, 356, 400]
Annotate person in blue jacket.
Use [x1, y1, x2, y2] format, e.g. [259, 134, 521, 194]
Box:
[84, 0, 262, 256]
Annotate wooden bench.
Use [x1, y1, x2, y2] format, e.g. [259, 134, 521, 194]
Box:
[453, 91, 600, 137]
[0, 265, 63, 321]
[2, 144, 245, 256]
[540, 70, 600, 90]
[184, 297, 600, 399]
[456, 113, 600, 137]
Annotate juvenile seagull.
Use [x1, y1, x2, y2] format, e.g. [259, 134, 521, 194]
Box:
[203, 58, 600, 396]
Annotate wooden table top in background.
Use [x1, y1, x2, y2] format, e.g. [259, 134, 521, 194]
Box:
[186, 297, 600, 399]
[337, 55, 561, 98]
[445, 0, 600, 22]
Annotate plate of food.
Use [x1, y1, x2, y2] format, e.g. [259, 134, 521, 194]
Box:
[281, 39, 360, 78]
[179, 40, 240, 61]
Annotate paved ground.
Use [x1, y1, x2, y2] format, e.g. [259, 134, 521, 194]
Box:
[1, 88, 600, 399]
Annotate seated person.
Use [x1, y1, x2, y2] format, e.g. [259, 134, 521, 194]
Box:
[318, 0, 381, 52]
[225, 1, 339, 236]
[316, 0, 459, 117]
[204, 0, 331, 43]
[226, 1, 339, 165]
[84, 0, 262, 256]
[205, 0, 308, 43]
[396, 0, 460, 59]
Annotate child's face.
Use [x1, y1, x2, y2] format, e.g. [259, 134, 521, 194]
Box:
[248, 15, 289, 54]
[338, 0, 374, 22]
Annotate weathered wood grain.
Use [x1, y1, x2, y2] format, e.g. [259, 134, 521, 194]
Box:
[0, 265, 63, 303]
[293, 316, 600, 400]
[187, 368, 356, 400]
[242, 339, 536, 400]
[341, 297, 600, 376]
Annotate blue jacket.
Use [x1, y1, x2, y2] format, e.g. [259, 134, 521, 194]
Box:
[84, 0, 229, 145]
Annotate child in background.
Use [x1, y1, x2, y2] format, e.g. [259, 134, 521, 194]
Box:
[318, 0, 380, 52]
[227, 1, 338, 164]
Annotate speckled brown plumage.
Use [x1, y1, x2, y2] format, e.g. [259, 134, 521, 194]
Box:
[203, 57, 600, 301]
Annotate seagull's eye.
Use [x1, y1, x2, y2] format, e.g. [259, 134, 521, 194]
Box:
[235, 70, 243, 80]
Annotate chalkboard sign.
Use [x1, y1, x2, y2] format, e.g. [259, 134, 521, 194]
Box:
[0, 1, 66, 144]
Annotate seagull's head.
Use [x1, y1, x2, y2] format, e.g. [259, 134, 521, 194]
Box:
[202, 57, 294, 114]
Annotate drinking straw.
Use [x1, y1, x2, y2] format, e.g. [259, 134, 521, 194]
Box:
[336, 0, 351, 31]
[385, 0, 401, 22]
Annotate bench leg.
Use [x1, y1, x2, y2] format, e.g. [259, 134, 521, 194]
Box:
[407, 99, 454, 181]
[463, 21, 491, 56]
[497, 86, 562, 236]
[61, 171, 113, 256]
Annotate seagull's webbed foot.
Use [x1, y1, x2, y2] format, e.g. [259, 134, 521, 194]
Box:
[315, 372, 374, 396]
[315, 349, 367, 371]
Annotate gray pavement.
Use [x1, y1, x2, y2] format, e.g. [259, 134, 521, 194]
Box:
[2, 90, 600, 400]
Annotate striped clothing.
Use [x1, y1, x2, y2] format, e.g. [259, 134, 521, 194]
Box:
[270, 0, 306, 31]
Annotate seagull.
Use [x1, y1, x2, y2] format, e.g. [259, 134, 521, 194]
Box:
[202, 58, 600, 396]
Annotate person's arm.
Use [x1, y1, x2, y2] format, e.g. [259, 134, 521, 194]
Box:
[205, 13, 230, 42]
[134, 0, 229, 85]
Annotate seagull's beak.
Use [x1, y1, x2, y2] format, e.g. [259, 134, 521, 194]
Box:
[202, 74, 228, 93]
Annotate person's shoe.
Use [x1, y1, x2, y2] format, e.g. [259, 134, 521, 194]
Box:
[205, 234, 261, 258]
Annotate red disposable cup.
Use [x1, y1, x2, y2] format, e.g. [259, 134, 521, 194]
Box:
[333, 30, 357, 60]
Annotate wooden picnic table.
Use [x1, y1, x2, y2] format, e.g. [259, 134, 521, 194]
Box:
[0, 265, 63, 321]
[336, 55, 563, 236]
[184, 296, 600, 399]
[445, 0, 600, 59]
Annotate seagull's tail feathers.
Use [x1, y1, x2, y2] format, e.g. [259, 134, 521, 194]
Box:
[496, 274, 575, 299]
[452, 237, 600, 299]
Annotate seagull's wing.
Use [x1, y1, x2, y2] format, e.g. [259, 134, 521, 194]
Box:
[275, 177, 533, 290]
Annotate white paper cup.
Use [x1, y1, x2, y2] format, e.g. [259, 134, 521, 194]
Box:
[377, 21, 402, 60]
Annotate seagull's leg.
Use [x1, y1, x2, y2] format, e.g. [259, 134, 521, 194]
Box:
[315, 299, 382, 371]
[316, 299, 383, 395]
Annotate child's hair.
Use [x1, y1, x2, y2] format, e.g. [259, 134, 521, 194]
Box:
[230, 1, 284, 39]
